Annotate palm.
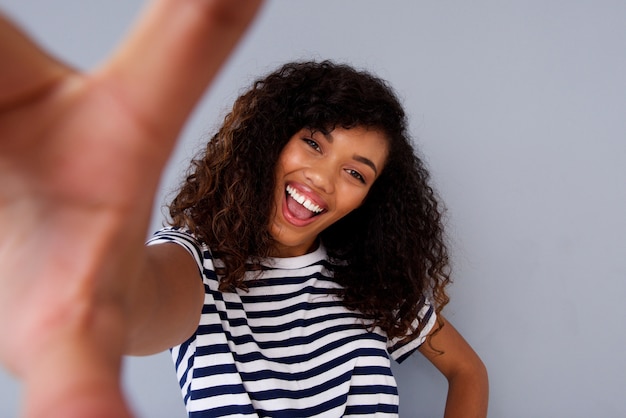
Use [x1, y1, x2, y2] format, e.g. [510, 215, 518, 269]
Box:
[0, 71, 163, 364]
[0, 1, 263, 416]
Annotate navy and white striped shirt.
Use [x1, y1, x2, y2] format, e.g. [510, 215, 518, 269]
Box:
[148, 228, 435, 417]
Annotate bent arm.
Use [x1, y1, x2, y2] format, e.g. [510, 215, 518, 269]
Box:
[0, 1, 263, 416]
[419, 317, 489, 418]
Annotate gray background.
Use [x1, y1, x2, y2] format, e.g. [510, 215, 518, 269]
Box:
[1, 1, 625, 417]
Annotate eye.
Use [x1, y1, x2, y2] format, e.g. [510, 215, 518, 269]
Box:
[302, 137, 321, 152]
[345, 168, 366, 184]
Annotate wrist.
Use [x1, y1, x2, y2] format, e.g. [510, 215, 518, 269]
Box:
[20, 306, 130, 418]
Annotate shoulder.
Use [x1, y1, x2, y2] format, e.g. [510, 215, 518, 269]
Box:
[147, 227, 211, 269]
[387, 297, 438, 362]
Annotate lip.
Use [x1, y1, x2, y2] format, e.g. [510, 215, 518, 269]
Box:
[281, 182, 328, 227]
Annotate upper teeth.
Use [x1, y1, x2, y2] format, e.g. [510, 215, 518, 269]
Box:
[286, 185, 323, 213]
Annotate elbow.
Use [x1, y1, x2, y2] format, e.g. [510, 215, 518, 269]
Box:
[446, 355, 489, 418]
[449, 353, 489, 391]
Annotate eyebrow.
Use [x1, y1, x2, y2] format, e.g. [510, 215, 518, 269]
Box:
[353, 155, 379, 176]
[322, 131, 379, 176]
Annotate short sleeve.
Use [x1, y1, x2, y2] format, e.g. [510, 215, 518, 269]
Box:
[146, 227, 205, 271]
[387, 298, 437, 363]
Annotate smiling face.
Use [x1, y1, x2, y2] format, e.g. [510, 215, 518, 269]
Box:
[269, 126, 389, 257]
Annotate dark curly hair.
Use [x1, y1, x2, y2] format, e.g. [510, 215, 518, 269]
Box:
[168, 60, 450, 341]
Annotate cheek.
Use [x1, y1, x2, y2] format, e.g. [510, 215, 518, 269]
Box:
[275, 157, 294, 178]
[336, 187, 369, 214]
[274, 149, 296, 180]
[277, 140, 303, 162]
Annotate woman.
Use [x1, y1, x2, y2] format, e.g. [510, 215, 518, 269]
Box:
[137, 61, 488, 416]
[0, 1, 487, 417]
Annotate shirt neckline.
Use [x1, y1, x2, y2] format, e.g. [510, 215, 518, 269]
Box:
[259, 244, 327, 270]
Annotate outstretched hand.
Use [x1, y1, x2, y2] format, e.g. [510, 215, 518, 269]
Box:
[0, 1, 263, 416]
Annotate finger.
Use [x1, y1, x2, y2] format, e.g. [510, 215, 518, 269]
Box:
[98, 0, 264, 140]
[0, 12, 72, 108]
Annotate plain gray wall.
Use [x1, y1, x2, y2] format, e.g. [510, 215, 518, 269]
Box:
[1, 1, 625, 417]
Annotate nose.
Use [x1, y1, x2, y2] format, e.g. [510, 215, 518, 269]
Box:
[304, 161, 335, 194]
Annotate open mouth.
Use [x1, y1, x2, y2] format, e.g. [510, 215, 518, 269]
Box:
[285, 185, 325, 220]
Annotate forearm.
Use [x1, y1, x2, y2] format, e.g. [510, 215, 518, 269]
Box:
[418, 317, 489, 418]
[443, 362, 489, 418]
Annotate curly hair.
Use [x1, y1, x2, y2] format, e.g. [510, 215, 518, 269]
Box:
[168, 60, 450, 341]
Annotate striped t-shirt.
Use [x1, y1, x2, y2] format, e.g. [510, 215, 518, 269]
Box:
[148, 228, 436, 417]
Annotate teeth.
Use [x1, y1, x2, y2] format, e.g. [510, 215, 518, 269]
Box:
[286, 185, 323, 213]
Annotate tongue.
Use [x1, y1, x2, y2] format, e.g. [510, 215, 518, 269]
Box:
[287, 195, 316, 220]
